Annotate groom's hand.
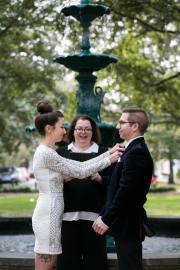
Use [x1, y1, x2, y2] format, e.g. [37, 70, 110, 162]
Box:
[92, 217, 108, 235]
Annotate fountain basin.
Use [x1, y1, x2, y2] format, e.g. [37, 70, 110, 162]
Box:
[1, 216, 180, 254]
[54, 123, 124, 148]
[61, 4, 110, 22]
[54, 54, 118, 73]
[26, 123, 123, 148]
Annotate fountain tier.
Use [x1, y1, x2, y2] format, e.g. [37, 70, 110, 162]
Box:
[61, 3, 110, 23]
[54, 54, 118, 72]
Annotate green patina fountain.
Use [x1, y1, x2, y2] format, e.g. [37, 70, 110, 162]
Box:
[26, 0, 123, 147]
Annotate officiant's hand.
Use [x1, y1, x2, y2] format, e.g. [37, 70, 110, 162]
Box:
[64, 175, 74, 183]
[91, 173, 102, 184]
[92, 217, 108, 235]
[109, 143, 125, 155]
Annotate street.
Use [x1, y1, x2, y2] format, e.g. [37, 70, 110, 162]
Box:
[21, 178, 38, 190]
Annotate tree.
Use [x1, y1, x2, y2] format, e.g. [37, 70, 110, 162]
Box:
[57, 0, 180, 130]
[2, 0, 180, 155]
[145, 124, 180, 184]
[0, 0, 68, 153]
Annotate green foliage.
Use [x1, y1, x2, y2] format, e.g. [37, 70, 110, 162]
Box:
[177, 169, 180, 179]
[146, 125, 180, 163]
[2, 0, 180, 162]
[84, 0, 180, 123]
[145, 125, 180, 184]
[0, 183, 38, 193]
[0, 0, 67, 154]
[149, 184, 176, 192]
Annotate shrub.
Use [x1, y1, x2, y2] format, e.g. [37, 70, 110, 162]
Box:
[149, 185, 176, 192]
[0, 184, 38, 193]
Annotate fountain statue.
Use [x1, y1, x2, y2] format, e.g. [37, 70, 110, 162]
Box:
[26, 0, 123, 147]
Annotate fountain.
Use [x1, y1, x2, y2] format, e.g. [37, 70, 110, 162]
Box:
[26, 0, 123, 147]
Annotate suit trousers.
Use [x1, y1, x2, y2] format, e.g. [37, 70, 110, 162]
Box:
[115, 238, 143, 270]
[56, 220, 109, 270]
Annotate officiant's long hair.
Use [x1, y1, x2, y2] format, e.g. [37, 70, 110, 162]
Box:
[66, 114, 101, 144]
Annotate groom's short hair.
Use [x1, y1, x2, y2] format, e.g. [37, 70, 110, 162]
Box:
[122, 107, 149, 134]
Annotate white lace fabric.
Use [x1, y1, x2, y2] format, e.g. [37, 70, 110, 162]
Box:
[32, 145, 110, 254]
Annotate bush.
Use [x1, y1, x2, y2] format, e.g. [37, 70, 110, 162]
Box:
[149, 184, 176, 192]
[0, 183, 38, 193]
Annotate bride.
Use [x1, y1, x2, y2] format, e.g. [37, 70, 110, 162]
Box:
[32, 101, 123, 270]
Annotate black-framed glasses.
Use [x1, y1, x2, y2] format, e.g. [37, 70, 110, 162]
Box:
[75, 128, 92, 133]
[117, 121, 136, 126]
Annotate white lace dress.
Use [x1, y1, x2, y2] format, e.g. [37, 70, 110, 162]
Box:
[32, 145, 110, 255]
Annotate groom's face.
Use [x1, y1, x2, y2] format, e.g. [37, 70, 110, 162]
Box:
[116, 113, 134, 142]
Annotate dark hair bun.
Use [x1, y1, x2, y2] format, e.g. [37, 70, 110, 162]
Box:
[36, 101, 53, 114]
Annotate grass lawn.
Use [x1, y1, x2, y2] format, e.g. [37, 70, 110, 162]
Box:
[0, 192, 180, 216]
[0, 194, 39, 216]
[145, 194, 180, 216]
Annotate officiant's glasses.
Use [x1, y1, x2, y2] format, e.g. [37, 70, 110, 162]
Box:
[75, 128, 92, 133]
[118, 121, 136, 126]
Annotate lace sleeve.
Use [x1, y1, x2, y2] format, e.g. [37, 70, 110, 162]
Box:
[43, 148, 111, 179]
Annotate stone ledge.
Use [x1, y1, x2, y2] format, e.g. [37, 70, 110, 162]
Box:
[148, 216, 180, 223]
[142, 253, 180, 267]
[0, 254, 34, 267]
[0, 253, 180, 268]
[1, 215, 180, 223]
[0, 217, 32, 222]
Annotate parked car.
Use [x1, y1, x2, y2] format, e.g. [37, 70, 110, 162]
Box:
[28, 166, 34, 178]
[17, 167, 30, 182]
[0, 166, 19, 185]
[151, 177, 157, 183]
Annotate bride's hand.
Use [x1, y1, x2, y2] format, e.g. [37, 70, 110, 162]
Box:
[109, 143, 125, 155]
[108, 151, 122, 163]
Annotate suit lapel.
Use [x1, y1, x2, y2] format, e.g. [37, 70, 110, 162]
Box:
[109, 137, 145, 178]
[121, 137, 145, 159]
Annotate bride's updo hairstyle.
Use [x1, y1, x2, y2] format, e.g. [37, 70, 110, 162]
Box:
[35, 101, 64, 136]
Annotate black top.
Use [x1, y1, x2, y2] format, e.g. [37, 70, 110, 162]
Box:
[56, 145, 111, 214]
[100, 137, 155, 240]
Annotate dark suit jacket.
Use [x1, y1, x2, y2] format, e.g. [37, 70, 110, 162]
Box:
[100, 137, 155, 241]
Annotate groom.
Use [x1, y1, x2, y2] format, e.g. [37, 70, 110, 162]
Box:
[93, 107, 155, 270]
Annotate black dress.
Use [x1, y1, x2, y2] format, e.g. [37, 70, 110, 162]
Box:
[56, 144, 111, 270]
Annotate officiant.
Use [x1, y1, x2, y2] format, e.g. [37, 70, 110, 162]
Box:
[55, 114, 111, 270]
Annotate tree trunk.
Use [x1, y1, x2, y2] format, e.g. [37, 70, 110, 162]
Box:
[25, 158, 29, 169]
[168, 153, 174, 184]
